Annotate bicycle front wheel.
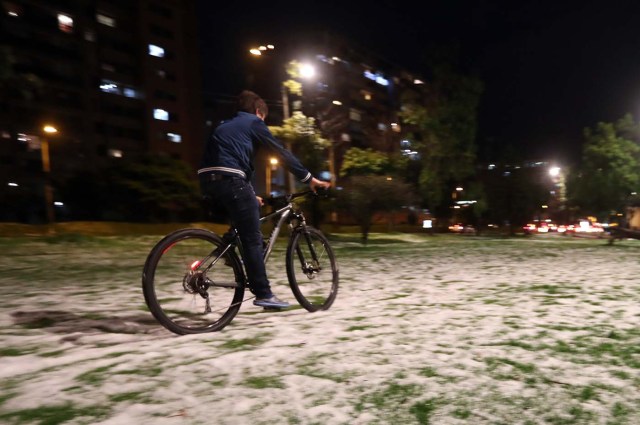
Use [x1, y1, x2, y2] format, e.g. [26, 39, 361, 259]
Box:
[142, 228, 246, 334]
[286, 227, 339, 311]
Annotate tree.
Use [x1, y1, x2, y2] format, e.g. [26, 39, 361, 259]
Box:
[337, 176, 415, 243]
[400, 61, 483, 219]
[340, 147, 390, 177]
[566, 114, 640, 220]
[269, 111, 328, 175]
[61, 154, 201, 222]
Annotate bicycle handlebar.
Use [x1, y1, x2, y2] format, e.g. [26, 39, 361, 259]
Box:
[264, 188, 329, 206]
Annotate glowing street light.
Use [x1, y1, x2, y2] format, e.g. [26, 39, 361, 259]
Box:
[266, 157, 279, 195]
[299, 63, 316, 79]
[549, 166, 561, 177]
[41, 124, 58, 224]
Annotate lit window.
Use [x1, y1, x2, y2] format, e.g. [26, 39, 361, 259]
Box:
[99, 79, 120, 94]
[391, 123, 401, 132]
[5, 2, 21, 17]
[349, 108, 361, 122]
[378, 123, 387, 131]
[148, 44, 165, 58]
[153, 108, 169, 121]
[96, 13, 116, 27]
[363, 70, 389, 86]
[361, 90, 372, 100]
[57, 14, 73, 33]
[108, 149, 123, 158]
[167, 132, 182, 143]
[123, 88, 138, 98]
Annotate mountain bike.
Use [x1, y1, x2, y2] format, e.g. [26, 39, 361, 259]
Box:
[142, 190, 339, 335]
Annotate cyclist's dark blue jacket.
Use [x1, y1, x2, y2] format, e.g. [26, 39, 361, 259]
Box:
[198, 111, 312, 183]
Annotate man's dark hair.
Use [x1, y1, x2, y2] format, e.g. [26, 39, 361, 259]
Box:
[237, 90, 268, 117]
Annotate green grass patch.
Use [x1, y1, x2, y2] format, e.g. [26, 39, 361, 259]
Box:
[75, 364, 117, 385]
[243, 375, 286, 389]
[0, 403, 110, 425]
[220, 335, 269, 350]
[108, 391, 150, 403]
[418, 366, 439, 377]
[0, 347, 35, 356]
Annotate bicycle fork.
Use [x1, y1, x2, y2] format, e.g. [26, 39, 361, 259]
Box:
[296, 229, 322, 278]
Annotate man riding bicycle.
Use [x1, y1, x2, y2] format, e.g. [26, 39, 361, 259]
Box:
[199, 90, 330, 309]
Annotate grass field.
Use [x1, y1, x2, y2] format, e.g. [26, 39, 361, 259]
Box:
[0, 232, 639, 424]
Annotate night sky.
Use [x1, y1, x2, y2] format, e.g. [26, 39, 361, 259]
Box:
[195, 1, 640, 165]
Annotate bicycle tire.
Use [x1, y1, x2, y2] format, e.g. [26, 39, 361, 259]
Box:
[286, 227, 339, 311]
[142, 228, 246, 334]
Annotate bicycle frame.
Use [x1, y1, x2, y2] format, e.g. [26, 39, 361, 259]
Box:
[260, 202, 294, 263]
[206, 192, 308, 267]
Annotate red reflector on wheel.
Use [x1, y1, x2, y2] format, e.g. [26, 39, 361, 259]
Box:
[190, 260, 201, 270]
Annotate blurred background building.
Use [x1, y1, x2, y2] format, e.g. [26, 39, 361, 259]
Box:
[1, 1, 427, 221]
[0, 0, 204, 181]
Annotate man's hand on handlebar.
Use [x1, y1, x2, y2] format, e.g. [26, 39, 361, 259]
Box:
[310, 177, 331, 193]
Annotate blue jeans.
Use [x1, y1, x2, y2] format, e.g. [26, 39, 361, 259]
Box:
[201, 177, 272, 299]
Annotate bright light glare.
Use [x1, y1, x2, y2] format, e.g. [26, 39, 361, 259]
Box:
[148, 44, 165, 57]
[249, 48, 261, 56]
[190, 260, 201, 270]
[153, 109, 169, 121]
[299, 63, 315, 79]
[269, 157, 279, 165]
[8, 182, 18, 187]
[54, 202, 64, 206]
[43, 125, 58, 134]
[549, 166, 561, 177]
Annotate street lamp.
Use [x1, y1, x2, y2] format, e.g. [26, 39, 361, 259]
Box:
[42, 125, 58, 224]
[266, 157, 278, 196]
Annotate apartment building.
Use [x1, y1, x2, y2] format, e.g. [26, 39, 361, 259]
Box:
[0, 0, 203, 181]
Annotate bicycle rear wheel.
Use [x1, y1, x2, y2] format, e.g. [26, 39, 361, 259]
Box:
[286, 227, 339, 311]
[142, 228, 246, 334]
